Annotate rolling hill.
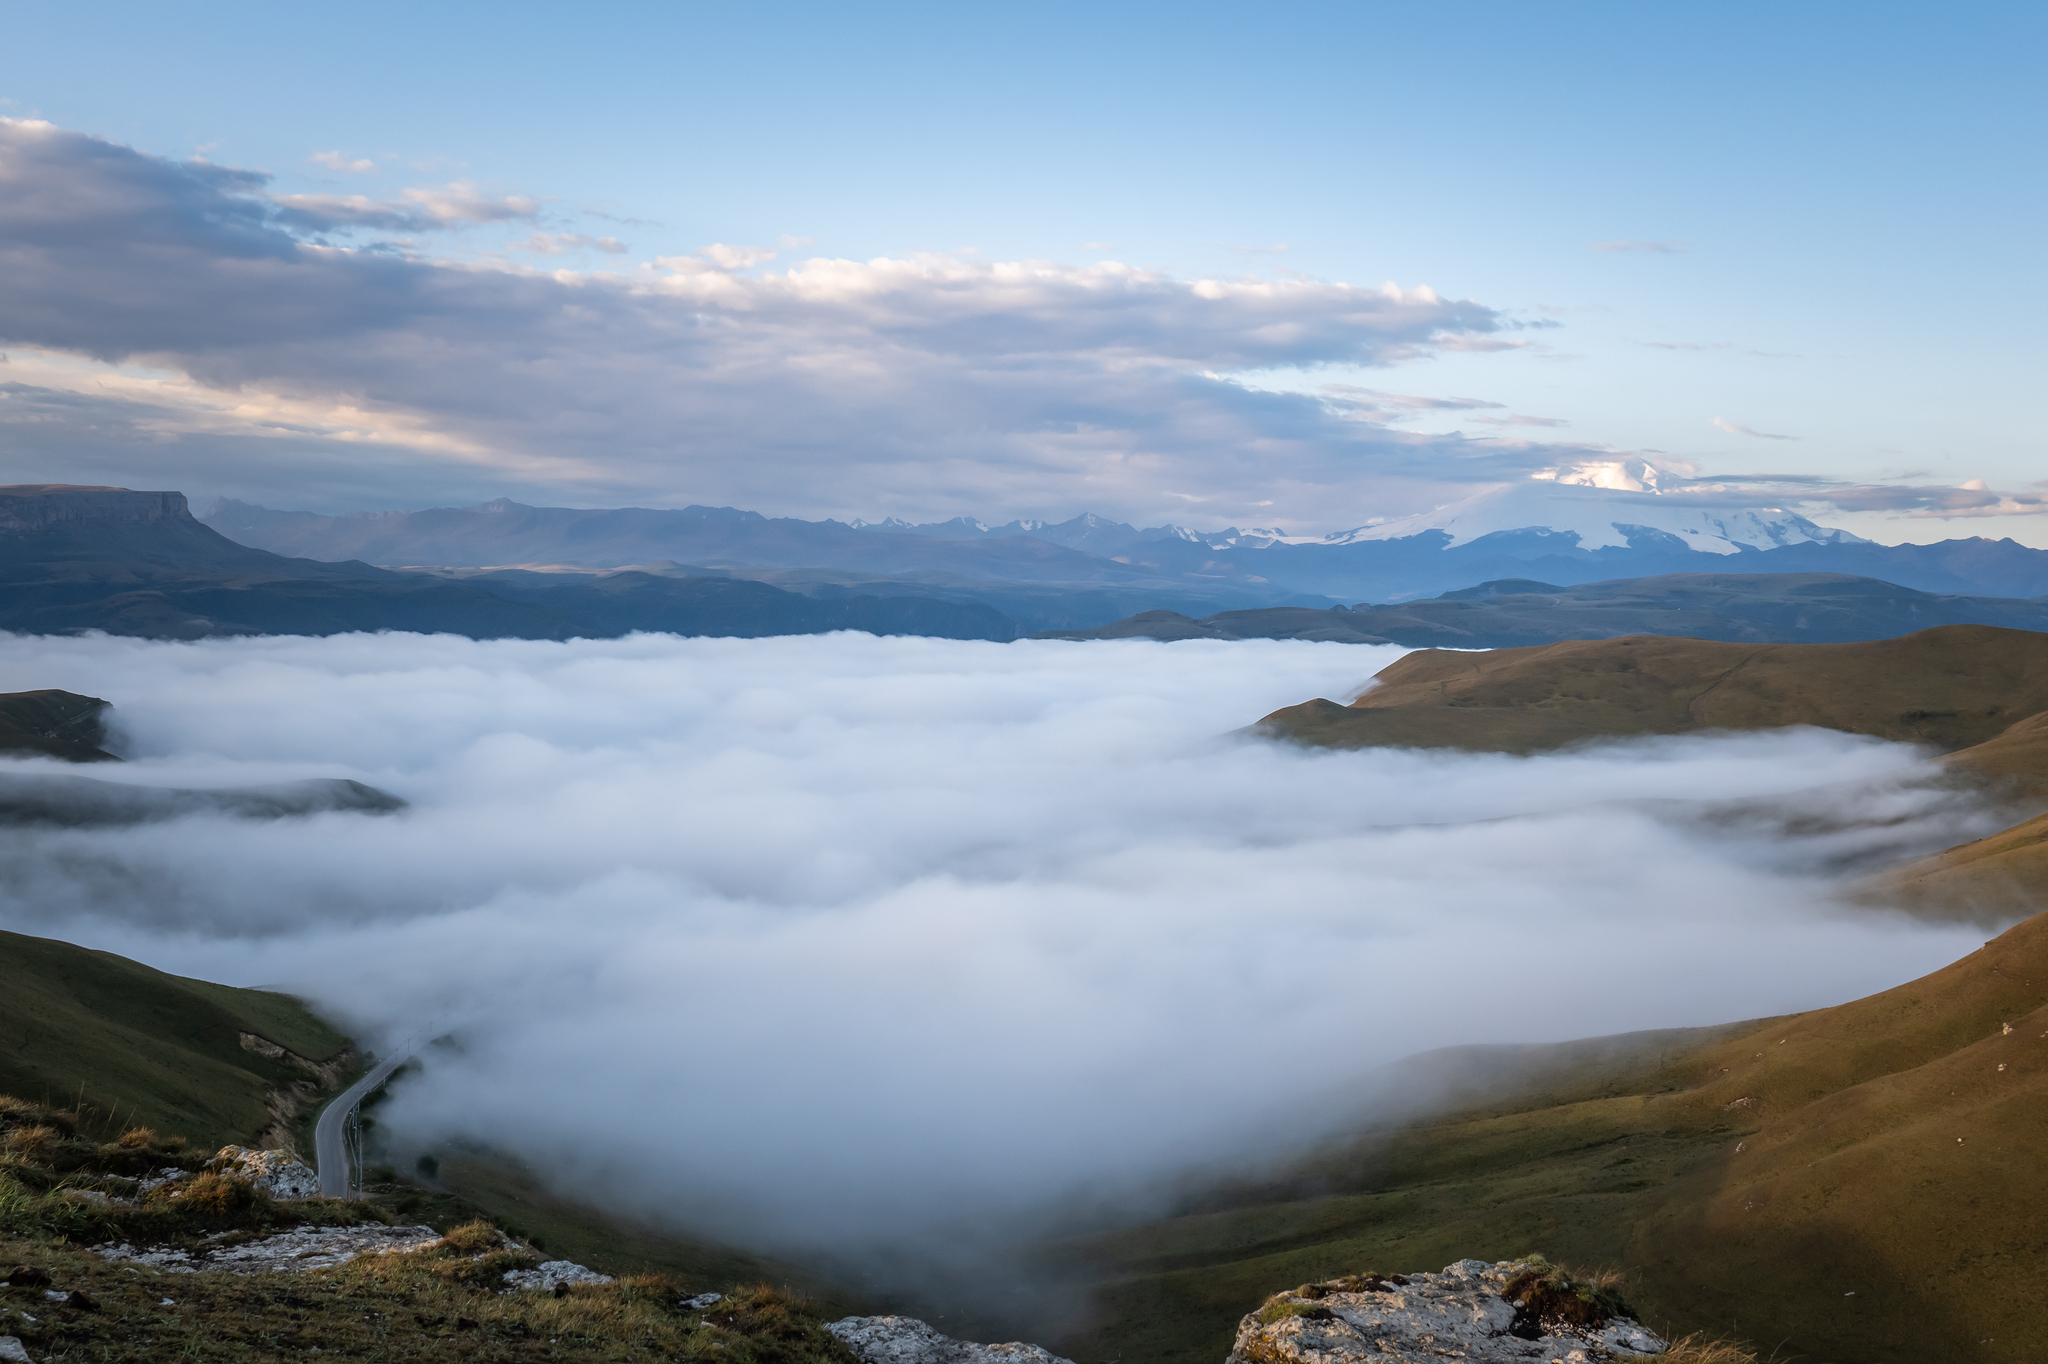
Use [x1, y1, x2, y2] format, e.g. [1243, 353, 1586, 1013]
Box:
[0, 927, 351, 1152]
[1255, 624, 2048, 758]
[1040, 623, 2048, 1364]
[1037, 572, 2048, 649]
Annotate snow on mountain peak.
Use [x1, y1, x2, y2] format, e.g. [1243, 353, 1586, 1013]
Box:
[1321, 476, 1866, 554]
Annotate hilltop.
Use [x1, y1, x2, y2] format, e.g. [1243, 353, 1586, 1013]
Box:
[1255, 623, 2048, 760]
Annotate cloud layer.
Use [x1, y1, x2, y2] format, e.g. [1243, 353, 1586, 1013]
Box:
[0, 631, 2004, 1264]
[0, 118, 1613, 525]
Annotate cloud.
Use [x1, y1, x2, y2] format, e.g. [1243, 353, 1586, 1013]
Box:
[0, 631, 2000, 1272]
[1230, 243, 1290, 255]
[1317, 387, 1506, 414]
[698, 242, 778, 269]
[272, 180, 541, 234]
[1082, 241, 1114, 251]
[777, 234, 815, 249]
[0, 118, 1588, 526]
[1590, 239, 1689, 253]
[1711, 416, 1798, 441]
[309, 151, 377, 173]
[514, 232, 627, 256]
[1470, 413, 1570, 428]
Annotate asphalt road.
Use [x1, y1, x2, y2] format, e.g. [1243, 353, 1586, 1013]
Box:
[313, 1050, 411, 1199]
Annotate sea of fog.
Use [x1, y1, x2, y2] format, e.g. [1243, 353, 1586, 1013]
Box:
[0, 631, 2009, 1260]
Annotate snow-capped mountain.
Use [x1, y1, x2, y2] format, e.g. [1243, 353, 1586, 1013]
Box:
[1319, 478, 1867, 555]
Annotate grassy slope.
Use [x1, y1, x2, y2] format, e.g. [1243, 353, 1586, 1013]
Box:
[1055, 625, 2048, 1364]
[1058, 912, 2047, 1364]
[0, 927, 348, 1152]
[0, 689, 118, 761]
[1258, 625, 2048, 755]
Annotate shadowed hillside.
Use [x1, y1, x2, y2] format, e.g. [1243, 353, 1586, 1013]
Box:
[1038, 572, 2048, 648]
[0, 928, 350, 1152]
[0, 688, 116, 761]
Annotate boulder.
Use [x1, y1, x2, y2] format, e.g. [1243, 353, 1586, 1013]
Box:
[209, 1147, 320, 1201]
[501, 1260, 614, 1292]
[827, 1316, 1074, 1364]
[1225, 1260, 1665, 1364]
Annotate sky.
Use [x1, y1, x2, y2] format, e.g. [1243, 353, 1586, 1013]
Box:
[0, 631, 2000, 1267]
[1, 1, 2043, 541]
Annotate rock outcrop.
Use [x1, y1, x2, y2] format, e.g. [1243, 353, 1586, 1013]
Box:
[1226, 1260, 1665, 1364]
[210, 1146, 321, 1201]
[827, 1315, 1075, 1364]
[98, 1224, 445, 1273]
[501, 1260, 614, 1292]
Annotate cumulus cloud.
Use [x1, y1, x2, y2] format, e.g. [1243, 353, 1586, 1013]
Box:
[0, 117, 1594, 527]
[0, 631, 2003, 1268]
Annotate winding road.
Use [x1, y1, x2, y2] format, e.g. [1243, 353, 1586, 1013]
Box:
[313, 1050, 412, 1199]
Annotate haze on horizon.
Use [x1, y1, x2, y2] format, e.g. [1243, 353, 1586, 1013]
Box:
[0, 2, 2044, 544]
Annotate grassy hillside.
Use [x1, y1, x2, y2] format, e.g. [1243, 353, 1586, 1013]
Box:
[1257, 624, 2048, 755]
[1061, 624, 2048, 1364]
[0, 927, 350, 1153]
[0, 689, 117, 762]
[1054, 908, 2048, 1364]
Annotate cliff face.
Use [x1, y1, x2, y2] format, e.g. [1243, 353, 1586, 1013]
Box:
[0, 485, 192, 531]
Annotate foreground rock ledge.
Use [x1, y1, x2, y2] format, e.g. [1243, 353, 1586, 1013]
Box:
[1227, 1260, 1665, 1364]
[827, 1314, 1075, 1364]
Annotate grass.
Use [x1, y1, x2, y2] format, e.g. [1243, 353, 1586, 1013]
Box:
[0, 1230, 858, 1363]
[0, 927, 351, 1156]
[0, 1094, 864, 1362]
[1050, 904, 2048, 1364]
[1258, 624, 2048, 756]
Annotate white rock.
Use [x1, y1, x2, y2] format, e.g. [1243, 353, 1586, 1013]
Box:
[99, 1224, 443, 1274]
[0, 1335, 30, 1363]
[501, 1260, 614, 1292]
[210, 1146, 322, 1200]
[683, 1292, 725, 1309]
[1223, 1259, 1667, 1364]
[134, 1168, 188, 1195]
[826, 1315, 1074, 1364]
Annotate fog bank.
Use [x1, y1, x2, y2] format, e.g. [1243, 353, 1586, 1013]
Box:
[0, 631, 2006, 1256]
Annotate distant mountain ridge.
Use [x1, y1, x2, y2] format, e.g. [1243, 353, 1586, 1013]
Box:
[1038, 572, 2048, 649]
[204, 489, 2048, 606]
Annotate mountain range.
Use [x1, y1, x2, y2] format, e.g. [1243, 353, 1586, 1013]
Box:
[1039, 571, 2048, 648]
[205, 481, 2048, 612]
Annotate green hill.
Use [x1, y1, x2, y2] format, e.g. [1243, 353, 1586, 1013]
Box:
[0, 689, 117, 762]
[0, 927, 349, 1152]
[1256, 624, 2048, 757]
[1048, 624, 2048, 1364]
[1055, 905, 2047, 1364]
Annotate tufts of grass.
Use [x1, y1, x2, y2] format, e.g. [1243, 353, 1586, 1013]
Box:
[0, 1092, 382, 1245]
[1253, 1298, 1334, 1325]
[1618, 1334, 1758, 1364]
[0, 1100, 864, 1362]
[1499, 1259, 1635, 1336]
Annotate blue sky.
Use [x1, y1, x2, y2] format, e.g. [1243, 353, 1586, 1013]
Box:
[1, 1, 2043, 541]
